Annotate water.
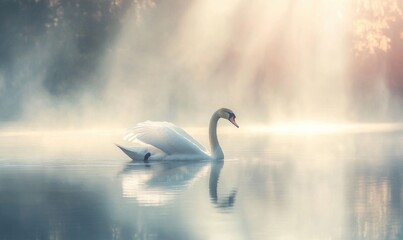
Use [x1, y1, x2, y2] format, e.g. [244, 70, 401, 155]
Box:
[1, 126, 403, 240]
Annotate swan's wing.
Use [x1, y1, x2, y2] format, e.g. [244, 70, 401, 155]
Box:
[124, 121, 208, 156]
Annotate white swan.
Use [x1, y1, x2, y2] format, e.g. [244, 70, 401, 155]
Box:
[116, 108, 239, 161]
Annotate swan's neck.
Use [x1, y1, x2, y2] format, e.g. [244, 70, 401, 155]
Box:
[209, 111, 224, 159]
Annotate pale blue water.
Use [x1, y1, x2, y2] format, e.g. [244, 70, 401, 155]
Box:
[1, 128, 403, 240]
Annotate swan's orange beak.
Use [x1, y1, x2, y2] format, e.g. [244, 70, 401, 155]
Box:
[229, 116, 239, 128]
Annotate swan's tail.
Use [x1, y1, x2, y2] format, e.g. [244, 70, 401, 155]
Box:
[115, 144, 149, 162]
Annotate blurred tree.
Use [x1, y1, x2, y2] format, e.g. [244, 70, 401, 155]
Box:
[350, 0, 403, 119]
[0, 0, 155, 121]
[352, 0, 403, 55]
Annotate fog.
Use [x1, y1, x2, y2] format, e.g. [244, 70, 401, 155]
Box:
[1, 0, 403, 130]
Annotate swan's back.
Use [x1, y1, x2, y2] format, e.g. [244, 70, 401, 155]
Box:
[124, 121, 209, 157]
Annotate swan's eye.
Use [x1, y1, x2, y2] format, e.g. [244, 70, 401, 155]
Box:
[228, 112, 235, 119]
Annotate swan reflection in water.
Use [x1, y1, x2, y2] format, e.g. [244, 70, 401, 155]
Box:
[120, 160, 237, 208]
[209, 161, 237, 209]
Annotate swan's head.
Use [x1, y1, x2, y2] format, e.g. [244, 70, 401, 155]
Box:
[218, 108, 239, 128]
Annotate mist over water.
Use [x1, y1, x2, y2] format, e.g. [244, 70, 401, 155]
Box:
[0, 0, 402, 128]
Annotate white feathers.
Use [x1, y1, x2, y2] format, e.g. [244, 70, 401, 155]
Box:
[120, 121, 209, 161]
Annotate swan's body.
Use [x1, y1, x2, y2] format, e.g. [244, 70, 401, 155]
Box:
[117, 108, 238, 161]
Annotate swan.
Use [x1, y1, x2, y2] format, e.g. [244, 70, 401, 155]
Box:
[116, 108, 239, 161]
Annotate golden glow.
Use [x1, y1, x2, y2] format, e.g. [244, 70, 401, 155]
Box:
[2, 122, 403, 137]
[244, 122, 403, 135]
[0, 128, 123, 137]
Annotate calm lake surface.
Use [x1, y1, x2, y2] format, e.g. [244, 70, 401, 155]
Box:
[1, 125, 403, 240]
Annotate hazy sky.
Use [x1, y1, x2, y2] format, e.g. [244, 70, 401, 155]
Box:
[1, 0, 402, 128]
